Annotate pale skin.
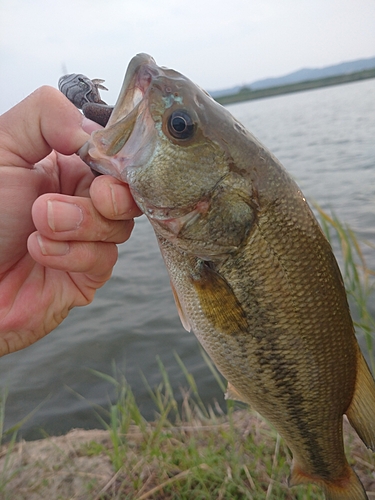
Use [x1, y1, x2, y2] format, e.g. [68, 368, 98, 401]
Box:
[0, 86, 142, 356]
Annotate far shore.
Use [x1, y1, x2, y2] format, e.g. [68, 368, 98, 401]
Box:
[215, 67, 375, 105]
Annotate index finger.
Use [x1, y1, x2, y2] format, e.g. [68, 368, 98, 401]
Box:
[0, 86, 90, 168]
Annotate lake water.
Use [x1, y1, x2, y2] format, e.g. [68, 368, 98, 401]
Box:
[1, 79, 375, 440]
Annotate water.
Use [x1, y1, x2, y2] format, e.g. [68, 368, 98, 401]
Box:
[1, 79, 375, 440]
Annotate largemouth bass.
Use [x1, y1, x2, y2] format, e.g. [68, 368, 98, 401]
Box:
[78, 54, 375, 499]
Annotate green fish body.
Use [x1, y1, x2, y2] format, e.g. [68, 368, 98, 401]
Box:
[79, 54, 375, 499]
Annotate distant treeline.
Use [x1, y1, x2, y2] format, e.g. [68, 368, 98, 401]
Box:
[215, 68, 375, 105]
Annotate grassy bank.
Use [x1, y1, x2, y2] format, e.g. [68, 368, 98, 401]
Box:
[0, 210, 374, 499]
[215, 68, 375, 105]
[1, 364, 375, 499]
[1, 407, 375, 499]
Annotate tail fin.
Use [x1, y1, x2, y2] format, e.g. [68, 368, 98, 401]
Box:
[290, 462, 368, 500]
[346, 352, 375, 451]
[321, 468, 368, 500]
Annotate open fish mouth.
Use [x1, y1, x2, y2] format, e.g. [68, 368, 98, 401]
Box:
[78, 54, 163, 181]
[104, 53, 158, 126]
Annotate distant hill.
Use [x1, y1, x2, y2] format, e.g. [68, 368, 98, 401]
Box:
[210, 56, 375, 97]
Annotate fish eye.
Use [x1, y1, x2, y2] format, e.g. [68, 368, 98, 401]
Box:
[167, 110, 195, 140]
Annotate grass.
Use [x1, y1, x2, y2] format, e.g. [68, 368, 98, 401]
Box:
[316, 206, 375, 374]
[0, 388, 46, 496]
[0, 207, 374, 499]
[82, 356, 327, 500]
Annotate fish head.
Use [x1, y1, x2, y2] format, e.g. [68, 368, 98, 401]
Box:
[79, 53, 256, 257]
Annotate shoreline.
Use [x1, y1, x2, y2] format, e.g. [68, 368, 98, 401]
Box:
[1, 410, 375, 499]
[215, 68, 375, 105]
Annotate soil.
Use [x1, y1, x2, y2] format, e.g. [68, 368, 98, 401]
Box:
[0, 429, 114, 500]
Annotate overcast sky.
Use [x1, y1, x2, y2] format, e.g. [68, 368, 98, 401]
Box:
[1, 0, 375, 114]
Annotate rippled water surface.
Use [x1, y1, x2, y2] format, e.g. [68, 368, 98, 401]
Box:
[2, 79, 374, 439]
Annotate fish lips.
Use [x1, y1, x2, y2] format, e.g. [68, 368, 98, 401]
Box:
[78, 53, 161, 182]
[78, 101, 157, 182]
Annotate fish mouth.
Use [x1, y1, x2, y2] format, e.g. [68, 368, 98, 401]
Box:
[78, 53, 163, 180]
[106, 53, 159, 127]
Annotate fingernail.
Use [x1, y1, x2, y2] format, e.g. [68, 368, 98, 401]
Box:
[82, 117, 103, 134]
[109, 184, 119, 216]
[109, 183, 134, 217]
[47, 200, 83, 232]
[37, 235, 70, 256]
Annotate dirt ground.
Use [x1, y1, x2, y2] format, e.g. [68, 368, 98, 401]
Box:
[0, 429, 115, 500]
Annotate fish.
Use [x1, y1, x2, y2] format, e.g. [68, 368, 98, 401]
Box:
[78, 53, 375, 499]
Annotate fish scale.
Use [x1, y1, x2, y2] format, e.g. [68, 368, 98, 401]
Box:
[77, 53, 375, 499]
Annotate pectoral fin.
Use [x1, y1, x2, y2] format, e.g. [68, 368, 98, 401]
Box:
[170, 282, 191, 332]
[191, 262, 248, 336]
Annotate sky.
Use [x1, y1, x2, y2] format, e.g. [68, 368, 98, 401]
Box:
[1, 0, 375, 114]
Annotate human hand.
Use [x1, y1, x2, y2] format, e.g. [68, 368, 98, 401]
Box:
[0, 86, 141, 356]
